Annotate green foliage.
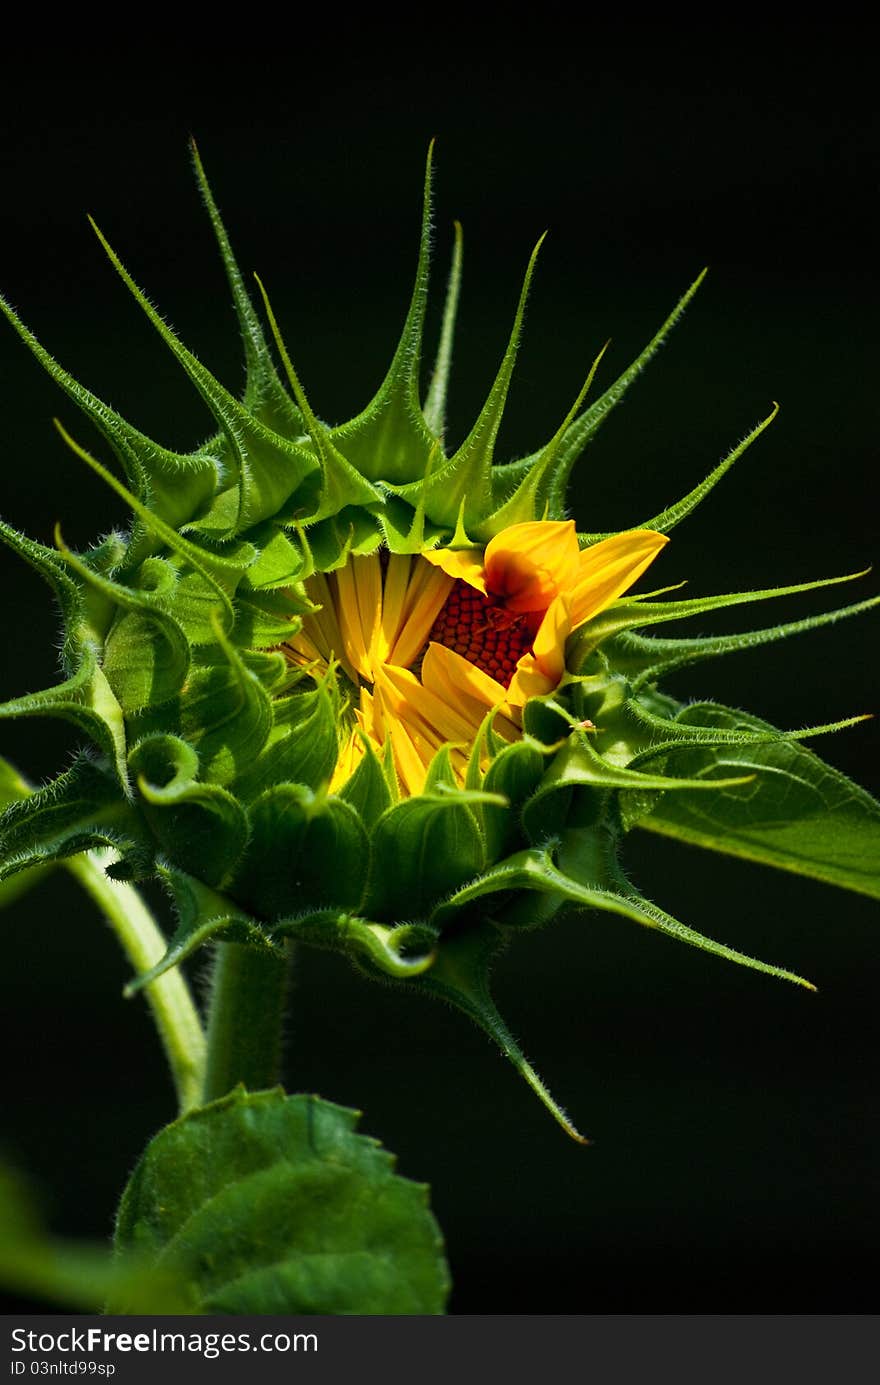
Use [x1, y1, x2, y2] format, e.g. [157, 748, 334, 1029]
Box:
[0, 144, 877, 1156]
[113, 1089, 450, 1314]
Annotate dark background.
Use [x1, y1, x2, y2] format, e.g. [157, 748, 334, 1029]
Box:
[1, 33, 877, 1314]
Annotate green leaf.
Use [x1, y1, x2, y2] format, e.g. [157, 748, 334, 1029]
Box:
[365, 792, 486, 922]
[233, 785, 369, 918]
[630, 702, 880, 899]
[113, 1088, 450, 1314]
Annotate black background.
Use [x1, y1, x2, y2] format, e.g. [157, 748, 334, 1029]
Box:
[1, 32, 877, 1314]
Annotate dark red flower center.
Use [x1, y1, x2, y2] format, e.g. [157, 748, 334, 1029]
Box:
[429, 580, 534, 688]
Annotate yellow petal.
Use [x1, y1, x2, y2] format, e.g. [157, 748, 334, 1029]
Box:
[332, 560, 374, 681]
[329, 726, 366, 792]
[421, 546, 487, 593]
[421, 640, 506, 710]
[421, 644, 523, 743]
[389, 560, 454, 668]
[484, 520, 580, 613]
[379, 662, 479, 745]
[570, 530, 669, 627]
[376, 553, 412, 663]
[298, 573, 359, 685]
[530, 592, 572, 683]
[506, 654, 558, 708]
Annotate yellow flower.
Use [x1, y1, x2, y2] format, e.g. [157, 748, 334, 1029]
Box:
[288, 522, 668, 795]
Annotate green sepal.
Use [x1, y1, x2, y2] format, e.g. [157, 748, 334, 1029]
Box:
[54, 422, 245, 636]
[572, 567, 872, 659]
[233, 585, 309, 649]
[0, 519, 85, 658]
[472, 342, 609, 541]
[90, 220, 319, 534]
[174, 614, 274, 784]
[364, 790, 488, 923]
[0, 753, 142, 885]
[233, 679, 339, 800]
[0, 824, 145, 886]
[604, 591, 880, 690]
[232, 785, 369, 918]
[124, 863, 273, 996]
[580, 404, 778, 544]
[481, 738, 548, 860]
[328, 147, 441, 486]
[238, 521, 307, 589]
[542, 268, 707, 518]
[0, 646, 129, 791]
[190, 139, 307, 438]
[0, 760, 52, 907]
[0, 294, 217, 546]
[407, 920, 588, 1143]
[272, 910, 437, 979]
[129, 735, 249, 888]
[519, 724, 752, 847]
[113, 1088, 450, 1314]
[387, 235, 546, 529]
[624, 696, 868, 757]
[423, 218, 463, 442]
[629, 703, 880, 899]
[0, 754, 119, 849]
[253, 277, 385, 518]
[338, 732, 394, 829]
[56, 533, 190, 712]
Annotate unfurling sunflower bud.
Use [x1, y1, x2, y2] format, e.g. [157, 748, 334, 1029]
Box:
[2, 143, 878, 1141]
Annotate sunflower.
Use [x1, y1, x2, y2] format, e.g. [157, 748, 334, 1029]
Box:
[288, 521, 668, 794]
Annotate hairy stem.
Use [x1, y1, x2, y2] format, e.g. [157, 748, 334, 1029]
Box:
[202, 942, 290, 1103]
[67, 850, 206, 1112]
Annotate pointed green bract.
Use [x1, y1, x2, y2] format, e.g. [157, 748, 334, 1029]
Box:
[330, 146, 440, 485]
[388, 234, 547, 529]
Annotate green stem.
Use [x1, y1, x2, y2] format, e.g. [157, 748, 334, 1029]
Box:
[67, 850, 206, 1112]
[202, 942, 290, 1103]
